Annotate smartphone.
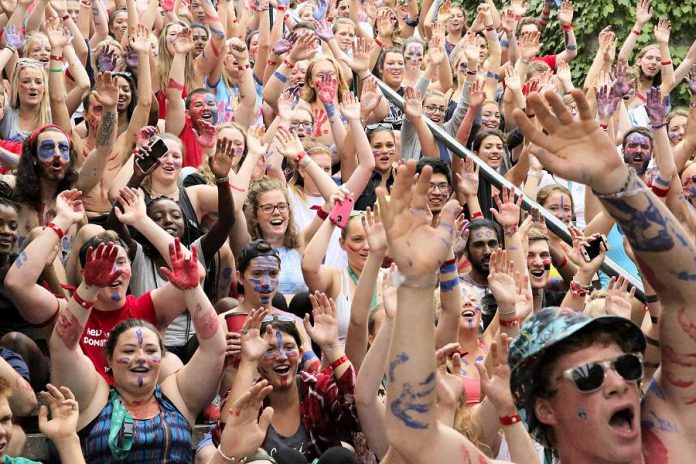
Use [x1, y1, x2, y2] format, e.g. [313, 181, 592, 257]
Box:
[224, 312, 248, 334]
[135, 138, 169, 173]
[329, 197, 355, 229]
[581, 234, 608, 262]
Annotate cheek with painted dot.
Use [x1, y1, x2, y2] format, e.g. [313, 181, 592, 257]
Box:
[150, 354, 161, 364]
[115, 356, 131, 365]
[576, 404, 588, 421]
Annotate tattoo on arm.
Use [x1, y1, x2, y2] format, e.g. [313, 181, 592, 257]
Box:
[96, 110, 116, 148]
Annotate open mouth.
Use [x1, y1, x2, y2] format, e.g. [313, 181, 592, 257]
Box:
[269, 219, 284, 226]
[109, 280, 122, 288]
[609, 406, 635, 434]
[39, 57, 50, 64]
[130, 366, 149, 373]
[28, 91, 39, 97]
[162, 165, 176, 173]
[118, 96, 127, 104]
[0, 237, 13, 247]
[273, 365, 291, 375]
[462, 309, 475, 318]
[201, 111, 213, 121]
[164, 226, 178, 236]
[482, 121, 498, 128]
[530, 269, 545, 278]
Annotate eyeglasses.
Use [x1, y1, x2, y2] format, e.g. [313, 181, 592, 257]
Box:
[262, 314, 296, 323]
[290, 121, 313, 130]
[561, 353, 643, 393]
[428, 182, 450, 193]
[424, 105, 447, 115]
[258, 202, 289, 214]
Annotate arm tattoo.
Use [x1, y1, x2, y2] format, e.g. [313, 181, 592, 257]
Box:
[96, 110, 116, 148]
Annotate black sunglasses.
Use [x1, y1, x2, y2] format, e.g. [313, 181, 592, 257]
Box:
[561, 353, 643, 393]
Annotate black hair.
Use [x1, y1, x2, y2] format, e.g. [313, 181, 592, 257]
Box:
[236, 239, 281, 275]
[108, 7, 128, 38]
[104, 319, 165, 361]
[622, 126, 654, 149]
[415, 157, 452, 187]
[111, 72, 138, 121]
[185, 88, 216, 110]
[259, 319, 302, 349]
[135, 196, 197, 259]
[190, 23, 210, 38]
[0, 181, 17, 211]
[465, 218, 503, 254]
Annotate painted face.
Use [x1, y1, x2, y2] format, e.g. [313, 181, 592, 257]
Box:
[639, 49, 660, 78]
[149, 198, 185, 238]
[477, 134, 505, 170]
[289, 109, 314, 140]
[0, 396, 13, 457]
[27, 38, 51, 66]
[218, 127, 246, 170]
[459, 283, 482, 330]
[310, 60, 338, 91]
[370, 130, 396, 173]
[337, 0, 351, 17]
[152, 139, 184, 185]
[448, 7, 465, 31]
[382, 52, 405, 88]
[300, 4, 317, 21]
[243, 256, 280, 305]
[422, 95, 447, 125]
[341, 216, 369, 271]
[36, 131, 71, 181]
[18, 67, 45, 107]
[466, 227, 499, 275]
[536, 341, 642, 463]
[292, 61, 308, 87]
[257, 190, 289, 240]
[115, 76, 132, 112]
[404, 43, 424, 70]
[0, 204, 18, 256]
[543, 190, 573, 225]
[481, 102, 501, 129]
[111, 12, 128, 40]
[622, 133, 652, 176]
[681, 166, 696, 208]
[427, 172, 450, 213]
[527, 239, 551, 290]
[191, 27, 209, 57]
[95, 245, 132, 304]
[188, 93, 219, 128]
[165, 24, 184, 56]
[258, 329, 301, 389]
[335, 25, 355, 53]
[248, 33, 260, 61]
[668, 115, 687, 146]
[110, 327, 162, 393]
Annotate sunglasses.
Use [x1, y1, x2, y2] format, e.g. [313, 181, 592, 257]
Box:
[561, 353, 643, 393]
[262, 314, 295, 323]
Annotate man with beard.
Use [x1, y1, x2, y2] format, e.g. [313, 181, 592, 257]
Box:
[415, 158, 452, 225]
[621, 127, 654, 179]
[7, 72, 119, 248]
[459, 218, 502, 305]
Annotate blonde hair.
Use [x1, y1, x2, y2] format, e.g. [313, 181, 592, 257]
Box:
[585, 289, 608, 317]
[91, 37, 124, 73]
[22, 32, 49, 58]
[10, 59, 50, 128]
[301, 56, 350, 104]
[537, 184, 574, 216]
[374, 7, 404, 47]
[332, 17, 355, 34]
[244, 177, 302, 250]
[141, 133, 184, 195]
[198, 123, 247, 184]
[158, 21, 197, 94]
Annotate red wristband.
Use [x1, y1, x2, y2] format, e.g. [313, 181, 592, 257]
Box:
[471, 211, 483, 219]
[374, 38, 383, 48]
[276, 5, 286, 10]
[661, 61, 672, 66]
[500, 414, 522, 426]
[561, 24, 573, 32]
[283, 58, 294, 69]
[295, 151, 306, 164]
[323, 355, 348, 374]
[238, 63, 250, 70]
[50, 54, 63, 62]
[441, 257, 456, 268]
[46, 222, 65, 240]
[73, 291, 95, 310]
[599, 123, 608, 130]
[651, 184, 669, 197]
[267, 60, 278, 65]
[62, 14, 70, 22]
[316, 208, 328, 220]
[632, 29, 640, 35]
[499, 316, 520, 328]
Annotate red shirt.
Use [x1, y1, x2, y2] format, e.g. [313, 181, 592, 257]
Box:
[0, 140, 22, 175]
[179, 118, 205, 169]
[532, 54, 558, 71]
[81, 293, 157, 383]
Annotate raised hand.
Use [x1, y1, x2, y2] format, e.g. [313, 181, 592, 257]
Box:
[277, 91, 296, 121]
[136, 126, 158, 148]
[604, 275, 636, 318]
[303, 291, 339, 349]
[313, 0, 329, 20]
[317, 76, 338, 105]
[428, 33, 445, 66]
[160, 238, 200, 290]
[195, 120, 217, 149]
[174, 28, 194, 55]
[114, 187, 147, 226]
[228, 37, 250, 63]
[462, 32, 480, 63]
[363, 206, 387, 255]
[343, 38, 372, 74]
[339, 91, 361, 121]
[688, 64, 696, 95]
[475, 334, 517, 414]
[456, 155, 480, 198]
[556, 59, 572, 86]
[93, 72, 119, 110]
[596, 84, 620, 121]
[490, 185, 522, 229]
[314, 19, 334, 42]
[274, 126, 305, 161]
[219, 380, 275, 459]
[129, 23, 151, 53]
[635, 0, 652, 26]
[514, 272, 534, 321]
[46, 18, 71, 49]
[376, 160, 460, 278]
[38, 384, 79, 443]
[468, 78, 484, 107]
[271, 31, 297, 56]
[360, 77, 382, 117]
[123, 47, 139, 69]
[452, 214, 470, 259]
[598, 27, 617, 63]
[4, 25, 26, 50]
[375, 9, 394, 38]
[486, 250, 517, 310]
[612, 61, 633, 98]
[84, 242, 123, 288]
[557, 0, 574, 26]
[504, 66, 521, 93]
[210, 137, 236, 178]
[645, 86, 670, 127]
[509, 0, 528, 18]
[240, 307, 272, 361]
[381, 263, 398, 319]
[246, 126, 268, 155]
[403, 86, 423, 120]
[435, 343, 464, 408]
[654, 18, 671, 45]
[98, 45, 118, 72]
[513, 90, 627, 194]
[500, 8, 518, 34]
[519, 31, 542, 60]
[55, 190, 85, 225]
[288, 33, 317, 63]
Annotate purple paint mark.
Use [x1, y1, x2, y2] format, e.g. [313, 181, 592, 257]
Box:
[276, 330, 286, 359]
[137, 376, 144, 387]
[222, 267, 233, 279]
[111, 292, 122, 302]
[576, 404, 587, 421]
[136, 329, 143, 346]
[560, 195, 565, 210]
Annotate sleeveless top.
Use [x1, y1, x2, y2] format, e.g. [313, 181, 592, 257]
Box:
[80, 386, 193, 463]
[276, 246, 308, 297]
[335, 268, 354, 346]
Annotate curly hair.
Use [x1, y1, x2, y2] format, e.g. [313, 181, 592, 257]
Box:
[15, 129, 79, 212]
[198, 123, 248, 185]
[244, 177, 301, 250]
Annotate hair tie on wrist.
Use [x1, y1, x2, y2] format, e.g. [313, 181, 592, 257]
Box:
[283, 58, 294, 69]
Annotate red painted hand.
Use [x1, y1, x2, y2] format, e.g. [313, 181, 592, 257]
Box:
[83, 243, 123, 288]
[160, 238, 200, 290]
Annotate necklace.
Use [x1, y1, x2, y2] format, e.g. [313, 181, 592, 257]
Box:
[150, 184, 178, 199]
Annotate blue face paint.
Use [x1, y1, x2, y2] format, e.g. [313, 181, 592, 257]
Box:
[576, 404, 587, 421]
[222, 267, 233, 279]
[137, 376, 144, 387]
[38, 139, 70, 161]
[136, 329, 143, 346]
[204, 94, 219, 124]
[246, 257, 280, 303]
[111, 292, 122, 302]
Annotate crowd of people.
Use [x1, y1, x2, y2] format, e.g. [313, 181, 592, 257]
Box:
[0, 0, 693, 462]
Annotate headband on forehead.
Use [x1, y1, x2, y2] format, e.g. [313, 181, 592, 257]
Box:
[27, 124, 70, 147]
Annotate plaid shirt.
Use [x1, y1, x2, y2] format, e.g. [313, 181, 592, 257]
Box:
[213, 366, 360, 460]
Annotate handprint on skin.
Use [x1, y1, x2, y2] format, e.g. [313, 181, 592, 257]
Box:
[4, 25, 26, 50]
[388, 352, 435, 430]
[312, 107, 329, 137]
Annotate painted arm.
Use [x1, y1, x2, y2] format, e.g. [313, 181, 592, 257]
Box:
[192, 0, 227, 82]
[0, 356, 36, 416]
[555, 2, 577, 63]
[435, 247, 461, 348]
[164, 32, 190, 137]
[227, 38, 257, 128]
[47, 33, 78, 139]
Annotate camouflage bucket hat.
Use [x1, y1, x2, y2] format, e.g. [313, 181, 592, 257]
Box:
[508, 307, 646, 448]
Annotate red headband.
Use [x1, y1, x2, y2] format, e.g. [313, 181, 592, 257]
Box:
[27, 124, 70, 147]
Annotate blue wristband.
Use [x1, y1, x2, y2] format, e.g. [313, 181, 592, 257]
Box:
[439, 262, 457, 274]
[500, 39, 509, 47]
[485, 71, 500, 80]
[273, 71, 288, 83]
[324, 103, 336, 118]
[566, 45, 577, 51]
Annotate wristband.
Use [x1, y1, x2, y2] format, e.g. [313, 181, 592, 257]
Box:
[653, 176, 670, 188]
[50, 54, 63, 61]
[471, 211, 483, 219]
[374, 38, 383, 48]
[238, 63, 250, 71]
[500, 414, 522, 426]
[316, 208, 328, 220]
[485, 71, 500, 80]
[650, 183, 669, 197]
[167, 78, 185, 91]
[283, 58, 294, 69]
[504, 224, 518, 236]
[276, 5, 286, 10]
[73, 291, 95, 310]
[569, 280, 592, 299]
[650, 315, 659, 324]
[322, 355, 348, 374]
[645, 294, 659, 303]
[295, 151, 306, 164]
[229, 184, 246, 193]
[599, 123, 608, 130]
[46, 222, 65, 239]
[566, 45, 577, 51]
[651, 122, 667, 130]
[48, 67, 64, 73]
[485, 25, 495, 32]
[561, 24, 573, 31]
[632, 29, 640, 36]
[500, 39, 509, 47]
[660, 61, 672, 66]
[514, 14, 523, 21]
[267, 60, 278, 65]
[273, 71, 288, 83]
[440, 257, 457, 270]
[324, 103, 336, 118]
[499, 316, 520, 328]
[215, 176, 230, 185]
[404, 16, 419, 27]
[216, 445, 245, 463]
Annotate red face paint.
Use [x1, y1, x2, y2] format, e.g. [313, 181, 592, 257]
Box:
[664, 371, 694, 388]
[116, 356, 131, 365]
[663, 345, 696, 367]
[150, 355, 161, 364]
[194, 305, 220, 340]
[55, 310, 81, 350]
[542, 258, 551, 270]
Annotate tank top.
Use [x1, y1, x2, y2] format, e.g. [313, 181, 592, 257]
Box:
[264, 417, 311, 459]
[80, 386, 193, 463]
[335, 268, 354, 345]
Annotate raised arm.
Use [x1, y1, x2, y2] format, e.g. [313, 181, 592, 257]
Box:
[164, 28, 194, 137]
[654, 19, 674, 93]
[47, 21, 79, 140]
[0, 356, 36, 416]
[301, 211, 340, 296]
[554, 1, 577, 64]
[403, 86, 439, 158]
[673, 70, 696, 172]
[227, 38, 257, 128]
[340, 93, 376, 195]
[617, 0, 652, 63]
[192, 0, 227, 82]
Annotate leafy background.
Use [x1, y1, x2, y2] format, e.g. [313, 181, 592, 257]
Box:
[460, 0, 696, 105]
